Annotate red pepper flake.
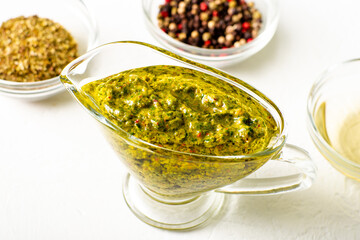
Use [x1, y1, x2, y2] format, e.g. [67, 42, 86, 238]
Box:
[247, 38, 253, 42]
[177, 24, 182, 30]
[161, 28, 166, 32]
[165, 0, 170, 3]
[135, 119, 140, 124]
[200, 2, 208, 11]
[108, 96, 111, 99]
[212, 10, 218, 17]
[204, 40, 211, 46]
[206, 133, 210, 136]
[197, 132, 202, 138]
[161, 11, 168, 18]
[153, 99, 158, 102]
[242, 22, 250, 30]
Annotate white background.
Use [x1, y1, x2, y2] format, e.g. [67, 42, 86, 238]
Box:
[1, 0, 360, 239]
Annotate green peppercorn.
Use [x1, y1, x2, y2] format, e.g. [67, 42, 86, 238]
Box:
[191, 30, 199, 38]
[229, 0, 237, 8]
[202, 32, 211, 41]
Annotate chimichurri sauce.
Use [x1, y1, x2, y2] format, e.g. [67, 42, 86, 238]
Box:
[82, 65, 278, 156]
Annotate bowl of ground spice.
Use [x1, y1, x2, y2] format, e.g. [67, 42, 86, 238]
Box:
[143, 0, 279, 64]
[0, 0, 98, 100]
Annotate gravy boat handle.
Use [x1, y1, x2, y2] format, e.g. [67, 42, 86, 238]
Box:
[215, 144, 317, 195]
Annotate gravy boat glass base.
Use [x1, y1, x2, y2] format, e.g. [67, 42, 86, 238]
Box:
[123, 174, 225, 230]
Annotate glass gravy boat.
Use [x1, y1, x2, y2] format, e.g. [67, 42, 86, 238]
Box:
[60, 41, 316, 230]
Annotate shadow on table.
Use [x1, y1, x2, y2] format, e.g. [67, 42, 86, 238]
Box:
[215, 178, 360, 236]
[28, 90, 76, 107]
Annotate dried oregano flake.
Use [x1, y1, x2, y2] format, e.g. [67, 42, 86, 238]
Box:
[0, 15, 78, 82]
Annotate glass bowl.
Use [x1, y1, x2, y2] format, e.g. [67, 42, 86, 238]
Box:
[142, 0, 279, 64]
[61, 41, 316, 230]
[0, 0, 98, 101]
[307, 58, 360, 180]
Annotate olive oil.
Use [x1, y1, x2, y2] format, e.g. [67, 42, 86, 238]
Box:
[336, 112, 360, 164]
[314, 102, 331, 144]
[315, 102, 360, 164]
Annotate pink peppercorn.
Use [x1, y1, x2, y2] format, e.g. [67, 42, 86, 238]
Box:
[200, 2, 208, 11]
[242, 22, 250, 30]
[161, 11, 168, 18]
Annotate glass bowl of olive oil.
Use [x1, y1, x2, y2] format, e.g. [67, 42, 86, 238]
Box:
[61, 41, 316, 230]
[308, 58, 360, 180]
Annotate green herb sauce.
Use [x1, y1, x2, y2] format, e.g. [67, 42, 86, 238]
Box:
[81, 65, 280, 197]
[82, 65, 278, 155]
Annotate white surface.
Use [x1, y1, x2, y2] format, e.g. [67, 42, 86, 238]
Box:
[1, 0, 360, 239]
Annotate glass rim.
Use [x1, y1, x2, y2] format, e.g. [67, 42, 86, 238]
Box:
[0, 76, 60, 87]
[307, 57, 360, 169]
[61, 40, 287, 161]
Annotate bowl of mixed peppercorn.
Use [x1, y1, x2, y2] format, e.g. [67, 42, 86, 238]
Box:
[0, 0, 98, 100]
[143, 0, 279, 63]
